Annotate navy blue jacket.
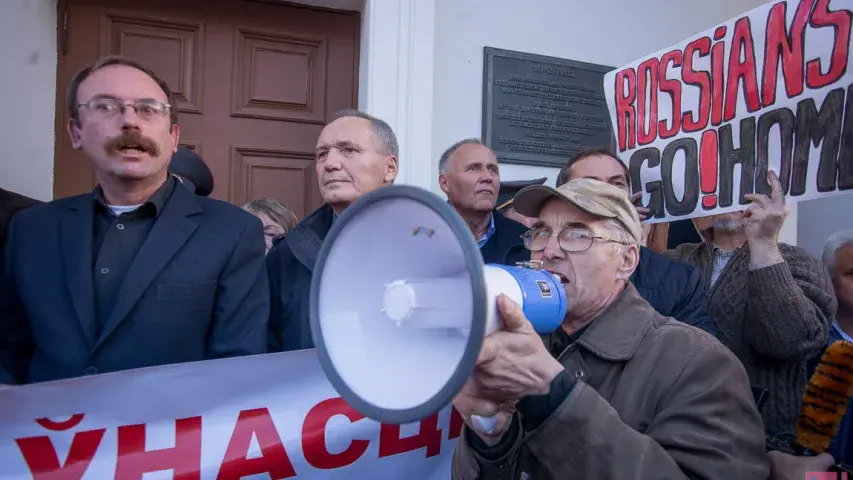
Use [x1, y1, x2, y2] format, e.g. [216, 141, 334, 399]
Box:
[0, 182, 269, 384]
[266, 204, 334, 352]
[631, 247, 714, 335]
[481, 211, 529, 266]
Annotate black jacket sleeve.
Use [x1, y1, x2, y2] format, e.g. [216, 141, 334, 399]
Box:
[0, 217, 34, 384]
[467, 370, 577, 459]
[266, 240, 287, 353]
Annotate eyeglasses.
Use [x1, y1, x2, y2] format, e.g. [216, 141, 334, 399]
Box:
[521, 227, 629, 252]
[267, 232, 287, 245]
[77, 98, 171, 122]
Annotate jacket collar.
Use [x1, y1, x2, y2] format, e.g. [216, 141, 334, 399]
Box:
[92, 175, 176, 219]
[831, 319, 853, 343]
[477, 212, 496, 248]
[288, 204, 335, 271]
[62, 182, 201, 347]
[574, 283, 655, 361]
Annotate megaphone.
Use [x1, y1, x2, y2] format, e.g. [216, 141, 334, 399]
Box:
[310, 185, 567, 431]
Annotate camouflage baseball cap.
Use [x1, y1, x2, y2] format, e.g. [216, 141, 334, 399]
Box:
[512, 177, 642, 244]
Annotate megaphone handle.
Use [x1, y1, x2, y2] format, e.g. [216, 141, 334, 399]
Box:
[470, 414, 498, 435]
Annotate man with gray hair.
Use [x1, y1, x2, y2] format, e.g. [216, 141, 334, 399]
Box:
[807, 229, 853, 465]
[438, 138, 528, 265]
[266, 109, 399, 352]
[664, 171, 835, 437]
[452, 178, 768, 479]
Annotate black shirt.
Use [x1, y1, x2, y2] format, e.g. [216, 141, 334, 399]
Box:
[91, 176, 176, 332]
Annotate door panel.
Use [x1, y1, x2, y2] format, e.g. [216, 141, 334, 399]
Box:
[55, 0, 359, 219]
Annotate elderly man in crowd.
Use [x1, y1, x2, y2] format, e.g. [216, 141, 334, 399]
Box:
[451, 178, 768, 479]
[438, 139, 528, 265]
[665, 171, 835, 437]
[807, 229, 853, 465]
[266, 109, 399, 352]
[557, 148, 713, 334]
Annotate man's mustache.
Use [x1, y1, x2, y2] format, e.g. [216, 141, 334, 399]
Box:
[104, 130, 160, 157]
[711, 219, 747, 232]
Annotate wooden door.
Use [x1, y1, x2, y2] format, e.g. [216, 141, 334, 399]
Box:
[54, 0, 360, 219]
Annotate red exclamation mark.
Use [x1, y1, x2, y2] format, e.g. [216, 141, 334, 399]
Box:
[700, 130, 718, 209]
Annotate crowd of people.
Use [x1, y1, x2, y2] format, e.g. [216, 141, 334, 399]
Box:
[1, 54, 852, 479]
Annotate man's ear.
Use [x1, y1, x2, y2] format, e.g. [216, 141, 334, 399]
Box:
[438, 174, 449, 194]
[615, 244, 640, 280]
[384, 155, 398, 183]
[170, 124, 181, 153]
[67, 120, 83, 150]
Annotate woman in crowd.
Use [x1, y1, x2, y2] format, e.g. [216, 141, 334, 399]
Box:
[242, 198, 299, 254]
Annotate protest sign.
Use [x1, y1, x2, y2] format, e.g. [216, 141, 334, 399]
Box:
[604, 0, 853, 223]
[0, 349, 459, 479]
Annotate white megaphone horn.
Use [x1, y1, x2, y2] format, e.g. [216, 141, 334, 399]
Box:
[310, 185, 567, 432]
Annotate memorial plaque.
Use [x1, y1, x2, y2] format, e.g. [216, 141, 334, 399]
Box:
[482, 47, 615, 168]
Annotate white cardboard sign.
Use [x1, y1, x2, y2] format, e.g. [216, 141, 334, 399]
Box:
[0, 349, 458, 479]
[604, 0, 853, 223]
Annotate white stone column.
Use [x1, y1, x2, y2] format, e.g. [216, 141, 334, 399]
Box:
[358, 0, 436, 191]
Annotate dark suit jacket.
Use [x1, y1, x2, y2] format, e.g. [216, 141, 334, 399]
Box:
[481, 211, 529, 266]
[266, 204, 334, 353]
[0, 183, 270, 384]
[0, 188, 41, 272]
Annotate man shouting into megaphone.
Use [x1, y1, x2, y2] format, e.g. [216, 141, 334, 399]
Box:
[451, 178, 769, 479]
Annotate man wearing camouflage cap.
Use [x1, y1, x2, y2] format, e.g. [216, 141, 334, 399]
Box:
[451, 178, 768, 479]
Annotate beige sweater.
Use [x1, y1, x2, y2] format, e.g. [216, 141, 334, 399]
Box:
[663, 242, 836, 436]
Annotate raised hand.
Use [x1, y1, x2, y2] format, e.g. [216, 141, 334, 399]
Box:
[631, 191, 651, 221]
[743, 170, 788, 245]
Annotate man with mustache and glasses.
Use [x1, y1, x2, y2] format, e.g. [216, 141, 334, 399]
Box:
[0, 56, 269, 385]
[451, 178, 768, 479]
[438, 139, 528, 265]
[664, 171, 836, 438]
[266, 109, 399, 352]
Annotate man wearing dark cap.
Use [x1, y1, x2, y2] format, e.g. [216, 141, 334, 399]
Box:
[495, 178, 546, 229]
[169, 146, 215, 197]
[438, 139, 528, 265]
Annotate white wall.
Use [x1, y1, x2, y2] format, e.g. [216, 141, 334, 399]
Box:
[431, 0, 770, 188]
[0, 0, 57, 201]
[797, 195, 850, 257]
[430, 0, 804, 245]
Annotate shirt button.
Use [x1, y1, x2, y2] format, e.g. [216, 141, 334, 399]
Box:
[101, 268, 110, 275]
[116, 224, 124, 230]
[83, 366, 98, 375]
